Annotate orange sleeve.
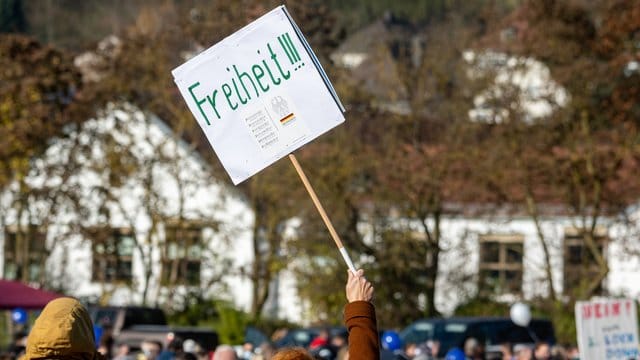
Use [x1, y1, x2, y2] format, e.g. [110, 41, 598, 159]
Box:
[344, 301, 380, 360]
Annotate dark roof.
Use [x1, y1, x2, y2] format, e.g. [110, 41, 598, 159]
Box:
[334, 15, 415, 55]
[332, 16, 417, 107]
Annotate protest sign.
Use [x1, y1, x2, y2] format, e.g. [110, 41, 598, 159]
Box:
[172, 6, 345, 185]
[173, 6, 356, 272]
[575, 299, 640, 360]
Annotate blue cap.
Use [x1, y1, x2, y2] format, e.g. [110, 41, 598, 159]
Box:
[381, 331, 403, 351]
[445, 347, 466, 360]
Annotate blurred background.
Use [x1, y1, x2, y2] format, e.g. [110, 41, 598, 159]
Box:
[0, 0, 639, 357]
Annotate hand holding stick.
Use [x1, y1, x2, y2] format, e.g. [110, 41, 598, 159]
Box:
[346, 269, 374, 303]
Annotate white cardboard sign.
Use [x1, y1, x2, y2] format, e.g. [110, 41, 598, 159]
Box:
[575, 299, 640, 360]
[172, 6, 345, 185]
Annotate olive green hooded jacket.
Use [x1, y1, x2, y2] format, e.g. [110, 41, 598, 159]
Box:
[23, 297, 105, 360]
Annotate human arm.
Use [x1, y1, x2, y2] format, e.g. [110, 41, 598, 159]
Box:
[344, 269, 380, 360]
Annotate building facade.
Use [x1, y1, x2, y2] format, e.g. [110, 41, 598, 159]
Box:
[0, 106, 280, 314]
[1, 106, 638, 322]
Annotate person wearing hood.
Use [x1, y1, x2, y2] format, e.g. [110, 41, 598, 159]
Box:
[22, 297, 104, 360]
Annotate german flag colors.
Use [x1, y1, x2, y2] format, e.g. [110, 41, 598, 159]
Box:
[280, 113, 296, 125]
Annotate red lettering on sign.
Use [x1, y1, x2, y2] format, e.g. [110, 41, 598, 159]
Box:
[595, 303, 602, 318]
[612, 302, 621, 316]
[583, 305, 591, 319]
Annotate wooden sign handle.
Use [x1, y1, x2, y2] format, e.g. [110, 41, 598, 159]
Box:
[288, 154, 357, 273]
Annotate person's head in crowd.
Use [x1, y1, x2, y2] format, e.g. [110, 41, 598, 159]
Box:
[310, 345, 336, 360]
[309, 329, 330, 349]
[271, 348, 313, 360]
[116, 343, 131, 357]
[8, 330, 27, 358]
[330, 333, 347, 349]
[271, 329, 289, 343]
[22, 297, 105, 360]
[534, 341, 551, 360]
[318, 329, 330, 340]
[427, 340, 440, 357]
[413, 341, 435, 360]
[98, 333, 114, 358]
[566, 345, 579, 359]
[238, 342, 254, 360]
[157, 338, 183, 360]
[213, 345, 237, 360]
[500, 342, 513, 360]
[258, 342, 275, 360]
[13, 331, 28, 345]
[168, 338, 184, 354]
[183, 339, 199, 354]
[336, 346, 349, 360]
[464, 337, 484, 359]
[242, 342, 254, 353]
[513, 344, 533, 360]
[175, 352, 197, 360]
[404, 343, 418, 358]
[141, 340, 163, 360]
[550, 344, 567, 360]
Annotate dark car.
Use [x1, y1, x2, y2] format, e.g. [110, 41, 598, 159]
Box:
[245, 326, 270, 348]
[88, 306, 218, 353]
[400, 317, 556, 357]
[89, 306, 167, 334]
[118, 325, 219, 352]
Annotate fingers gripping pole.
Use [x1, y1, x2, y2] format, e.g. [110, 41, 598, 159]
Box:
[289, 154, 357, 274]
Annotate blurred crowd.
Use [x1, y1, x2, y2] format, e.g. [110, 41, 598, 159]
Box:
[0, 269, 582, 360]
[2, 327, 580, 360]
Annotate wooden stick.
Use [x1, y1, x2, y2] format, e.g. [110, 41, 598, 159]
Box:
[289, 154, 357, 273]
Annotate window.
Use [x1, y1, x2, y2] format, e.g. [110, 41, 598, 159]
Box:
[563, 227, 607, 294]
[478, 234, 524, 295]
[161, 222, 203, 286]
[91, 228, 135, 283]
[3, 225, 47, 282]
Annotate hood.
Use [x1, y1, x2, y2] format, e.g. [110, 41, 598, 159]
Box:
[24, 297, 103, 360]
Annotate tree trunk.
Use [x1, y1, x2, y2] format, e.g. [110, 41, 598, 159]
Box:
[525, 194, 557, 300]
[250, 202, 265, 318]
[421, 210, 441, 317]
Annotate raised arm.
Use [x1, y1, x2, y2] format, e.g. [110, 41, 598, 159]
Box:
[344, 269, 380, 360]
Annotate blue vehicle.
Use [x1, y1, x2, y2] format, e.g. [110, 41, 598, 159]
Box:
[400, 317, 555, 358]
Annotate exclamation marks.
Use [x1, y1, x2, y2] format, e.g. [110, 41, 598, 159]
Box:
[278, 32, 305, 71]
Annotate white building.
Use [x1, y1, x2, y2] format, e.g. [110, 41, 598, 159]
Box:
[422, 214, 639, 314]
[1, 107, 639, 321]
[331, 16, 640, 317]
[0, 105, 276, 314]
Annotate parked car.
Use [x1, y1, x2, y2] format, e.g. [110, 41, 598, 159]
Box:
[89, 306, 167, 335]
[245, 326, 270, 348]
[400, 317, 556, 358]
[88, 305, 219, 353]
[116, 325, 219, 353]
